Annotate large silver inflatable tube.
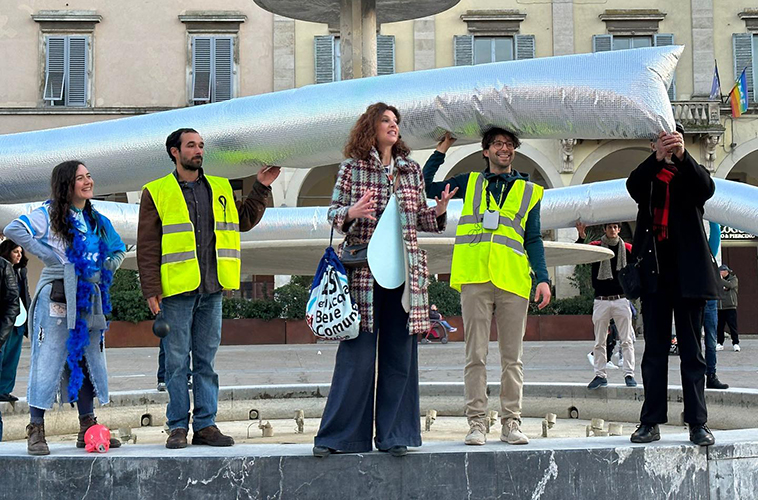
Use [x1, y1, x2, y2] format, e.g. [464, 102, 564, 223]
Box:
[0, 178, 754, 246]
[0, 46, 681, 203]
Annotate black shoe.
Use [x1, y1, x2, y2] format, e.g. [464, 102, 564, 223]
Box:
[312, 445, 332, 458]
[587, 376, 607, 390]
[388, 446, 407, 457]
[706, 374, 729, 390]
[625, 376, 638, 387]
[630, 423, 660, 443]
[689, 424, 715, 446]
[0, 393, 16, 402]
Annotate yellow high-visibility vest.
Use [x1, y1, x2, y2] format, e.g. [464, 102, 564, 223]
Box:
[450, 172, 543, 299]
[144, 173, 241, 297]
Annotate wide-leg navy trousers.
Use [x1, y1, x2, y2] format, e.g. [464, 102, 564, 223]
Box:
[315, 283, 421, 452]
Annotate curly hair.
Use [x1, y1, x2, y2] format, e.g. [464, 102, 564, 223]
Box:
[49, 160, 101, 246]
[0, 239, 27, 269]
[343, 102, 410, 161]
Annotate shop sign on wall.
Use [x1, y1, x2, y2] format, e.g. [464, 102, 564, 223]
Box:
[721, 226, 758, 240]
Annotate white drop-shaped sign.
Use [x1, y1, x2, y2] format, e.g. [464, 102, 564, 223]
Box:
[15, 300, 27, 327]
[368, 194, 407, 289]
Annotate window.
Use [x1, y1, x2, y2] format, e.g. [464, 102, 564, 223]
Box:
[611, 36, 652, 51]
[314, 35, 394, 83]
[593, 33, 675, 100]
[191, 36, 234, 104]
[474, 37, 514, 64]
[455, 34, 534, 66]
[732, 33, 756, 103]
[43, 36, 89, 107]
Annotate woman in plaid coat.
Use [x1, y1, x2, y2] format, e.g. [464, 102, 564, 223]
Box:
[313, 102, 456, 457]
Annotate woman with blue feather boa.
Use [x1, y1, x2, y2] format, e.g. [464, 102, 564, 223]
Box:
[4, 160, 126, 455]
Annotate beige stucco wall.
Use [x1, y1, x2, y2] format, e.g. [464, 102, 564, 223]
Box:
[0, 1, 273, 108]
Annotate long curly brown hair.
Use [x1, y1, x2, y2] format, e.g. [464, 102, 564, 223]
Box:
[49, 160, 99, 246]
[343, 102, 410, 161]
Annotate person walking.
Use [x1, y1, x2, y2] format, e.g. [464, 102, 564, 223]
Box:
[424, 129, 551, 446]
[626, 125, 719, 447]
[4, 160, 125, 455]
[716, 265, 740, 352]
[575, 222, 637, 388]
[313, 103, 453, 458]
[138, 128, 279, 449]
[0, 240, 30, 402]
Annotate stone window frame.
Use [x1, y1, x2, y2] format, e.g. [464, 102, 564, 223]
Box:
[32, 10, 101, 108]
[738, 9, 758, 33]
[179, 11, 246, 106]
[460, 10, 527, 37]
[598, 9, 666, 36]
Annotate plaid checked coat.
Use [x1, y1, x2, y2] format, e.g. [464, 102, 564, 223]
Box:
[328, 148, 446, 336]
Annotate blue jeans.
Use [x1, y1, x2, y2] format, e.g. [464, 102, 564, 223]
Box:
[0, 325, 26, 394]
[161, 292, 222, 432]
[157, 338, 191, 384]
[703, 299, 718, 375]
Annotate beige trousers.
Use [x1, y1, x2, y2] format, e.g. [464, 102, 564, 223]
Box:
[592, 298, 635, 377]
[462, 282, 529, 423]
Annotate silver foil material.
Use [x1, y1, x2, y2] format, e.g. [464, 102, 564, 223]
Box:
[0, 46, 681, 203]
[1, 178, 754, 247]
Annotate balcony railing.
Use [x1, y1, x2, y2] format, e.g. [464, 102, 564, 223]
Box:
[671, 100, 722, 130]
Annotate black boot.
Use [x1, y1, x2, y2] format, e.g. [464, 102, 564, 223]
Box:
[706, 374, 729, 390]
[630, 423, 660, 443]
[689, 424, 715, 446]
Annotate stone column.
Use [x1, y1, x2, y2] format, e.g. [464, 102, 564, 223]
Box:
[552, 0, 574, 56]
[414, 16, 435, 71]
[339, 0, 376, 79]
[273, 15, 295, 91]
[691, 0, 715, 97]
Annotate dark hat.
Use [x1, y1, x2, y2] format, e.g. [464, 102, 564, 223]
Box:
[718, 264, 730, 272]
[675, 122, 685, 135]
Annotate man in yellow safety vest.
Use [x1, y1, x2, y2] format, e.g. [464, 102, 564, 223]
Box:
[423, 128, 551, 446]
[138, 128, 280, 449]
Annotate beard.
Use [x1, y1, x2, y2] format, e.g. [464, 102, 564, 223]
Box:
[181, 155, 203, 171]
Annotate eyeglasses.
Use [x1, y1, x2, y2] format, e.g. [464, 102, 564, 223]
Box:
[490, 140, 515, 150]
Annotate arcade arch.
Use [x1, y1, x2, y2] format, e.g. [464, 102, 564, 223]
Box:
[573, 142, 651, 186]
[715, 138, 758, 184]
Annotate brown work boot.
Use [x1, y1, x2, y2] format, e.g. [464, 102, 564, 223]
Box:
[26, 423, 50, 456]
[76, 414, 122, 449]
[192, 425, 235, 447]
[166, 428, 189, 449]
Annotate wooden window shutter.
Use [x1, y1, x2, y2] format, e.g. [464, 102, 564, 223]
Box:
[213, 37, 234, 102]
[377, 34, 395, 75]
[592, 34, 613, 52]
[44, 36, 66, 101]
[733, 33, 755, 102]
[314, 35, 335, 84]
[192, 37, 212, 101]
[454, 35, 474, 66]
[654, 34, 676, 101]
[515, 34, 535, 60]
[66, 36, 88, 106]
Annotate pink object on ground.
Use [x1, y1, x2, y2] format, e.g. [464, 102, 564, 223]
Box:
[85, 424, 112, 453]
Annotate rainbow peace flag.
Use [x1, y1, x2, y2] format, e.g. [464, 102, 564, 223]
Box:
[729, 68, 749, 118]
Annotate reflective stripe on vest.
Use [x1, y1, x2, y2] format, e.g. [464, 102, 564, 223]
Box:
[144, 173, 242, 297]
[449, 172, 543, 298]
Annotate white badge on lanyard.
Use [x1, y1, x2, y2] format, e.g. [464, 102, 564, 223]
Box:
[482, 209, 500, 230]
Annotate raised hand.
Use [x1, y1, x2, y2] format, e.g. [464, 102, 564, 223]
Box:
[575, 221, 587, 239]
[436, 132, 458, 154]
[257, 166, 282, 186]
[435, 183, 459, 216]
[347, 190, 376, 222]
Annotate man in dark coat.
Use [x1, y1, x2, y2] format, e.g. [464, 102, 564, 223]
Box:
[626, 124, 719, 446]
[0, 254, 20, 442]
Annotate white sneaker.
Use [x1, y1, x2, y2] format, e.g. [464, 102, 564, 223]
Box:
[449, 327, 457, 332]
[606, 361, 618, 370]
[465, 422, 486, 445]
[500, 419, 529, 445]
[734, 344, 741, 352]
[586, 352, 594, 368]
[716, 344, 724, 351]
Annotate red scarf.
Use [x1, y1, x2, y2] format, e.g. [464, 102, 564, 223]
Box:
[653, 165, 678, 241]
